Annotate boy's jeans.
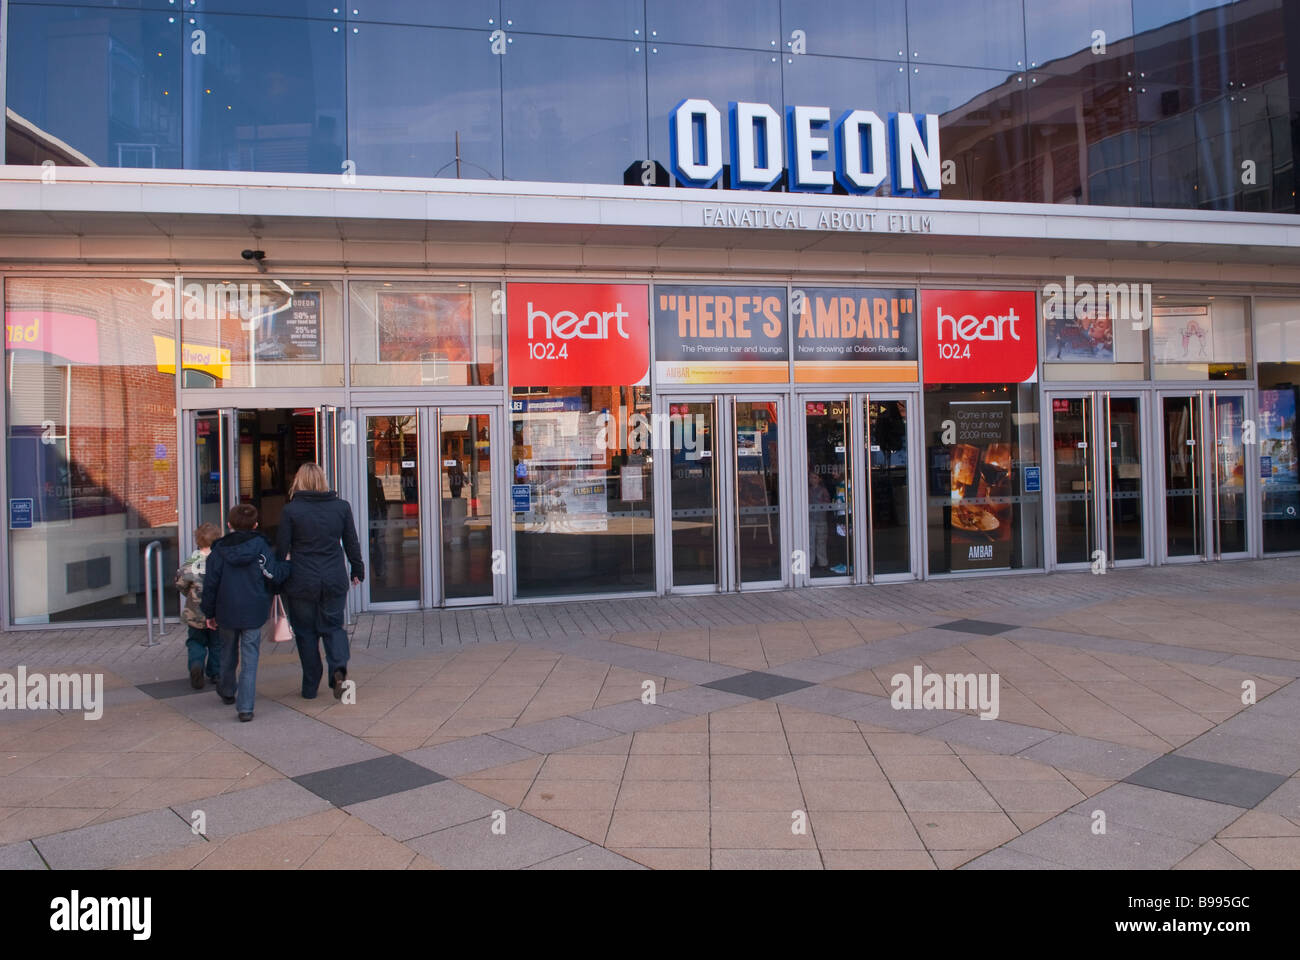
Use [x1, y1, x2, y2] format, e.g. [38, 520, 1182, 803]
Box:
[217, 627, 262, 714]
[185, 626, 220, 680]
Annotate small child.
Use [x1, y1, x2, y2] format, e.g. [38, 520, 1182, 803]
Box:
[200, 504, 287, 722]
[175, 522, 223, 689]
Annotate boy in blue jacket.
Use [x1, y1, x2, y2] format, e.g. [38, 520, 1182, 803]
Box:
[201, 503, 288, 722]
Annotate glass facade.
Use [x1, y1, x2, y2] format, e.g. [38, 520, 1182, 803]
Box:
[6, 0, 1297, 211]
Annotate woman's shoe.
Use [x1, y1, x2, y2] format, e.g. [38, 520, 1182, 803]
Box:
[332, 669, 346, 700]
[190, 665, 204, 689]
[238, 712, 253, 722]
[220, 695, 236, 705]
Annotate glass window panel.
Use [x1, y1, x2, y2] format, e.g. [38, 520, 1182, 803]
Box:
[1025, 0, 1132, 69]
[1028, 64, 1137, 205]
[778, 0, 906, 62]
[502, 0, 642, 40]
[1258, 364, 1300, 554]
[349, 281, 501, 387]
[1255, 300, 1300, 364]
[502, 34, 646, 185]
[183, 13, 345, 173]
[906, 0, 1026, 70]
[1152, 296, 1249, 380]
[343, 1, 499, 30]
[909, 64, 1029, 202]
[347, 24, 501, 179]
[511, 387, 654, 597]
[782, 56, 909, 195]
[189, 1, 343, 18]
[5, 278, 179, 623]
[647, 0, 779, 52]
[804, 399, 851, 579]
[647, 43, 782, 181]
[924, 384, 1042, 574]
[177, 278, 344, 388]
[668, 400, 717, 587]
[6, 3, 182, 168]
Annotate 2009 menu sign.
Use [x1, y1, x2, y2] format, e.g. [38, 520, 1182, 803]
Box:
[654, 285, 787, 384]
[793, 287, 917, 382]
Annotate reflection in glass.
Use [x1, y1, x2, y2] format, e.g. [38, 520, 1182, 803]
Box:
[442, 413, 494, 600]
[647, 0, 780, 51]
[511, 387, 654, 597]
[183, 14, 345, 173]
[779, 0, 906, 62]
[1052, 396, 1094, 564]
[1212, 394, 1247, 554]
[736, 400, 781, 584]
[349, 282, 501, 387]
[669, 401, 717, 588]
[179, 278, 344, 388]
[502, 34, 646, 184]
[193, 413, 228, 533]
[5, 278, 179, 623]
[1162, 395, 1202, 557]
[367, 415, 421, 604]
[805, 401, 850, 578]
[869, 399, 911, 575]
[1107, 396, 1144, 562]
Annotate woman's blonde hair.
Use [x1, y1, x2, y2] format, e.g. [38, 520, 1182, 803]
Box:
[290, 462, 329, 498]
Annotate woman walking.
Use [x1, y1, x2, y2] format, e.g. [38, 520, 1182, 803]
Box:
[278, 463, 365, 699]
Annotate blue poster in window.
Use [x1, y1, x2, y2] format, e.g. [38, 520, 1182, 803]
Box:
[1023, 465, 1041, 493]
[9, 498, 33, 529]
[512, 484, 531, 513]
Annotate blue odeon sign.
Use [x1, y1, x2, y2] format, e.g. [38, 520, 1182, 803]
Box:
[669, 98, 942, 198]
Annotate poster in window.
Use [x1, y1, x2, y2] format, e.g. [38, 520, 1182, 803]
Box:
[946, 401, 1014, 571]
[1152, 306, 1213, 364]
[377, 292, 474, 364]
[252, 291, 322, 362]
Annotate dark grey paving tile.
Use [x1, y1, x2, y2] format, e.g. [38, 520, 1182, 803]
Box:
[935, 619, 1020, 636]
[173, 779, 334, 838]
[34, 808, 201, 870]
[293, 754, 445, 807]
[526, 844, 646, 870]
[491, 716, 619, 754]
[925, 716, 1056, 755]
[346, 781, 499, 841]
[0, 840, 46, 870]
[1076, 783, 1242, 843]
[570, 701, 690, 734]
[1125, 754, 1287, 809]
[1005, 812, 1199, 869]
[406, 811, 587, 869]
[137, 678, 208, 699]
[1019, 733, 1161, 780]
[702, 670, 815, 701]
[655, 685, 754, 716]
[403, 735, 538, 778]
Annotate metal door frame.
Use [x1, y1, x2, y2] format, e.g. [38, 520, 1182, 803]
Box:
[181, 407, 239, 560]
[858, 391, 923, 584]
[657, 391, 790, 593]
[433, 405, 506, 607]
[1043, 389, 1152, 572]
[659, 393, 724, 595]
[1207, 388, 1256, 561]
[357, 406, 424, 612]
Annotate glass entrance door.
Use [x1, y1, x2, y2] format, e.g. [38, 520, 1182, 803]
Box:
[1158, 390, 1252, 561]
[664, 395, 786, 591]
[361, 406, 502, 609]
[798, 394, 916, 584]
[1047, 391, 1148, 570]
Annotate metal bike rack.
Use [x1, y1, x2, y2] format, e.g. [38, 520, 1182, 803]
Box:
[142, 540, 167, 647]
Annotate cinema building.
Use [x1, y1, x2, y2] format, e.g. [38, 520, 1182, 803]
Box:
[0, 0, 1297, 628]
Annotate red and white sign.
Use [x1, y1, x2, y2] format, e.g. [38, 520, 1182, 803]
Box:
[921, 289, 1038, 384]
[507, 283, 650, 387]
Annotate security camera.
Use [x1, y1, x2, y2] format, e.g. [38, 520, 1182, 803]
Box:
[241, 249, 266, 261]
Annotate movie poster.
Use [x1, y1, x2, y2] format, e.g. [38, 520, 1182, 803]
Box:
[377, 291, 474, 364]
[1152, 305, 1213, 364]
[946, 401, 1015, 571]
[1044, 306, 1114, 361]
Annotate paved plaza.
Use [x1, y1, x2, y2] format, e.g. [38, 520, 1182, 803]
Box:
[1, 559, 1299, 870]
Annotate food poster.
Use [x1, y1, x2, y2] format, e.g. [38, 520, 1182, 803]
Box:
[947, 401, 1014, 570]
